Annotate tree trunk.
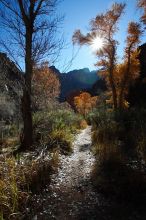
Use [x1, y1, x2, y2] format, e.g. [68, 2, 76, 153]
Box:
[21, 27, 33, 149]
[119, 53, 131, 109]
[119, 72, 129, 109]
[110, 75, 118, 110]
[119, 84, 125, 109]
[21, 88, 33, 148]
[107, 44, 118, 111]
[109, 65, 118, 110]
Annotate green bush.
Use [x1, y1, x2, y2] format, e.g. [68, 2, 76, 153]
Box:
[48, 129, 73, 155]
[33, 109, 82, 132]
[33, 109, 83, 154]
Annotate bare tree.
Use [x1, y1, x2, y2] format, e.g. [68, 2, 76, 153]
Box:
[0, 0, 64, 149]
[73, 3, 125, 110]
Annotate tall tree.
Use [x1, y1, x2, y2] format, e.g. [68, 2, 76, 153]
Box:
[118, 22, 142, 108]
[137, 0, 146, 25]
[0, 0, 63, 149]
[73, 3, 126, 110]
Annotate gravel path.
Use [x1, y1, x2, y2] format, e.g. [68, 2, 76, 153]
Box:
[53, 126, 95, 189]
[28, 127, 146, 220]
[30, 126, 104, 220]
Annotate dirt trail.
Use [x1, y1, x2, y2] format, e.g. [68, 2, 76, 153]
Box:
[29, 126, 145, 220]
[31, 126, 105, 220]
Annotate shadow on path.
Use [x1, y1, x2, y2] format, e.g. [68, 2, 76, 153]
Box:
[28, 126, 146, 220]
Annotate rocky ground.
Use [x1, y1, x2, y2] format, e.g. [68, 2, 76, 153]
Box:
[28, 126, 105, 220]
[26, 126, 146, 220]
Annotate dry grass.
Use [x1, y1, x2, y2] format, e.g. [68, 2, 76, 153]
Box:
[0, 150, 57, 219]
[48, 129, 73, 155]
[0, 156, 28, 219]
[91, 108, 146, 203]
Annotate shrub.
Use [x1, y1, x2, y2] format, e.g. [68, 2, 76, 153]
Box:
[33, 109, 83, 154]
[91, 107, 146, 203]
[47, 129, 73, 155]
[92, 155, 146, 203]
[0, 151, 57, 219]
[0, 156, 28, 219]
[33, 109, 82, 133]
[91, 108, 146, 161]
[0, 122, 21, 155]
[91, 109, 122, 161]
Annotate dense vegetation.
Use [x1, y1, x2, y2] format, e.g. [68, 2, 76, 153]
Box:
[0, 106, 84, 219]
[91, 108, 146, 200]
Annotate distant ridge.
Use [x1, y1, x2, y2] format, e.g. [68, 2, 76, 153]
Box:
[50, 66, 99, 101]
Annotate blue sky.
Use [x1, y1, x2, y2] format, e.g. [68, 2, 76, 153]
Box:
[56, 0, 146, 72]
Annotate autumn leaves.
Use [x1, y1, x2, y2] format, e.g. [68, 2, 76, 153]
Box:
[73, 2, 143, 110]
[74, 92, 98, 116]
[32, 63, 60, 110]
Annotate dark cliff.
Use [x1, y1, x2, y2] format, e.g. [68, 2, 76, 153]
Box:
[0, 53, 23, 120]
[50, 66, 99, 101]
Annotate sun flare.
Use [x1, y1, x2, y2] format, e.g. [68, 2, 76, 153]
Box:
[90, 36, 104, 51]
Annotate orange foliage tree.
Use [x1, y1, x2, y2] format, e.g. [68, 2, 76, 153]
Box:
[138, 0, 146, 25]
[32, 62, 60, 110]
[73, 3, 126, 110]
[74, 92, 98, 116]
[105, 51, 140, 109]
[118, 22, 142, 108]
[103, 22, 142, 108]
[73, 3, 142, 110]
